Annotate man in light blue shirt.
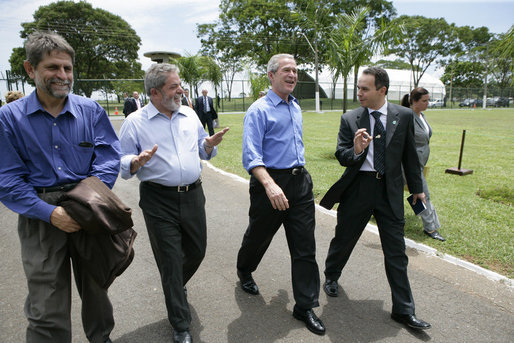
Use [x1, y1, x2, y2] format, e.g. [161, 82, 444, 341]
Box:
[236, 54, 325, 336]
[119, 63, 228, 343]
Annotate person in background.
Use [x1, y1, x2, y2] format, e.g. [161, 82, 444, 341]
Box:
[123, 91, 143, 117]
[258, 90, 266, 98]
[401, 88, 445, 241]
[195, 89, 217, 135]
[236, 53, 325, 336]
[320, 67, 431, 331]
[5, 90, 25, 103]
[181, 88, 194, 109]
[119, 63, 229, 343]
[0, 31, 120, 343]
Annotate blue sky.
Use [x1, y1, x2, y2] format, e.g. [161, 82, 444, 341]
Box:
[0, 0, 512, 96]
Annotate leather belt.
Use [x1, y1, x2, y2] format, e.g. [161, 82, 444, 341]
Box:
[143, 179, 202, 192]
[359, 171, 384, 180]
[35, 182, 78, 193]
[267, 167, 304, 175]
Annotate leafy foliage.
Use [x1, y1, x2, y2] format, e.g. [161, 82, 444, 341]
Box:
[9, 1, 143, 97]
[387, 15, 455, 88]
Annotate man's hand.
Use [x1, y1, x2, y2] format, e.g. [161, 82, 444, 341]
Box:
[50, 206, 81, 233]
[264, 181, 289, 211]
[130, 144, 158, 174]
[411, 192, 426, 205]
[204, 127, 230, 153]
[354, 128, 373, 155]
[251, 166, 289, 211]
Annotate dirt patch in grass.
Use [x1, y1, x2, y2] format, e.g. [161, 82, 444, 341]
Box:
[476, 187, 513, 206]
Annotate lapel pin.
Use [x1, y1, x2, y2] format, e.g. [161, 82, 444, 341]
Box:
[392, 120, 397, 125]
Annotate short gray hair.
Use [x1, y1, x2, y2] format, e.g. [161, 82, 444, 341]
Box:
[144, 63, 180, 96]
[25, 31, 75, 68]
[267, 54, 295, 73]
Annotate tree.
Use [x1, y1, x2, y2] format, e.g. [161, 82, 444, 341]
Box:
[387, 16, 454, 88]
[327, 7, 402, 113]
[441, 60, 485, 88]
[9, 1, 143, 97]
[177, 54, 204, 98]
[202, 56, 223, 108]
[372, 59, 411, 70]
[198, 0, 396, 69]
[248, 71, 269, 101]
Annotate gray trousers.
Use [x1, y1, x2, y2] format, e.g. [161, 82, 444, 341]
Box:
[18, 191, 113, 343]
[419, 169, 440, 232]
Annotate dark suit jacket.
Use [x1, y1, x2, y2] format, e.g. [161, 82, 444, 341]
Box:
[123, 97, 143, 117]
[320, 103, 422, 219]
[195, 96, 217, 119]
[181, 96, 193, 107]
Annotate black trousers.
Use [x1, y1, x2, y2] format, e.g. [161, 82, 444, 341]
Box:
[201, 111, 214, 136]
[139, 181, 207, 331]
[324, 172, 415, 315]
[237, 169, 320, 310]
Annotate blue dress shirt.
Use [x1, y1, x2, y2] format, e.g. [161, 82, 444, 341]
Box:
[242, 90, 305, 172]
[119, 102, 216, 186]
[0, 91, 121, 223]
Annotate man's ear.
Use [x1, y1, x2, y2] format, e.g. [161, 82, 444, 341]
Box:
[23, 60, 36, 79]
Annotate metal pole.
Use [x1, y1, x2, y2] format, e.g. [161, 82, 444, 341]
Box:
[457, 130, 466, 170]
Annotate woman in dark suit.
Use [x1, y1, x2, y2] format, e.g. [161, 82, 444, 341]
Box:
[401, 88, 445, 241]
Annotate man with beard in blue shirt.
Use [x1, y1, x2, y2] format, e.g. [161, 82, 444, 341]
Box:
[0, 32, 120, 343]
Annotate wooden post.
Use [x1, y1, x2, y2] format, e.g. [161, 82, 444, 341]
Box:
[445, 129, 473, 175]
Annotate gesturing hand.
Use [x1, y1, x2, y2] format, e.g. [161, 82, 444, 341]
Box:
[205, 127, 230, 150]
[354, 128, 373, 155]
[130, 144, 158, 174]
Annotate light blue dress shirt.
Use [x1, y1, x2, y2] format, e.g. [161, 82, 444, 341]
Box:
[0, 91, 121, 222]
[119, 102, 216, 186]
[242, 90, 305, 173]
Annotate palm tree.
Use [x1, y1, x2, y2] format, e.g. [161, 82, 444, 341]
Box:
[177, 54, 203, 98]
[327, 7, 403, 112]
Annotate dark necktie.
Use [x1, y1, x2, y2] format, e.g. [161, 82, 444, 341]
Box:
[371, 111, 385, 175]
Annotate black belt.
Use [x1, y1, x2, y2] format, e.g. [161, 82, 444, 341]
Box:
[267, 167, 304, 176]
[143, 179, 202, 192]
[359, 171, 384, 180]
[35, 182, 78, 193]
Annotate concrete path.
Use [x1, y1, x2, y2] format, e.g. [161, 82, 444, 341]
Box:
[1, 163, 513, 342]
[0, 117, 512, 342]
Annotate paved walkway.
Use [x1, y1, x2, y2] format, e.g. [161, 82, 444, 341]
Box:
[1, 162, 512, 342]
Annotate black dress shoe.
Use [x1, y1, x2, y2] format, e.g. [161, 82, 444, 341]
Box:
[293, 306, 326, 335]
[391, 313, 431, 330]
[323, 279, 338, 297]
[424, 230, 446, 241]
[173, 330, 192, 343]
[237, 270, 259, 295]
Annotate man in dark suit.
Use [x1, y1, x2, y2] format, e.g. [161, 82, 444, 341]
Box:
[181, 89, 194, 109]
[123, 91, 143, 117]
[320, 67, 431, 330]
[195, 89, 217, 135]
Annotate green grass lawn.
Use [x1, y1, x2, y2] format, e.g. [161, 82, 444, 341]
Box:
[210, 108, 514, 279]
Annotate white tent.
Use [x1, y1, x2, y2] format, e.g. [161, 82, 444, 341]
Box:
[315, 66, 446, 102]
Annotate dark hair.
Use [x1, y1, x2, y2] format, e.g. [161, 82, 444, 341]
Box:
[25, 31, 75, 68]
[362, 67, 389, 95]
[402, 87, 429, 108]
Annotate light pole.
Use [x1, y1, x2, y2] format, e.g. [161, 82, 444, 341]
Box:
[298, 32, 321, 113]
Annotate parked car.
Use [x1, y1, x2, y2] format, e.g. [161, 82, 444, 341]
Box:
[428, 99, 444, 108]
[493, 97, 509, 107]
[459, 98, 482, 107]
